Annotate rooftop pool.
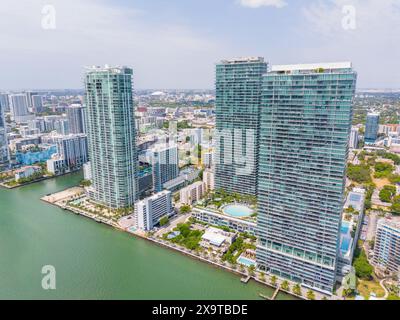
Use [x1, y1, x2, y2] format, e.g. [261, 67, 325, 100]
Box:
[223, 204, 254, 218]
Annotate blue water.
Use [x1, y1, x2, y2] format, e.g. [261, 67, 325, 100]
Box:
[340, 222, 350, 234]
[223, 204, 253, 218]
[340, 237, 351, 255]
[237, 256, 256, 267]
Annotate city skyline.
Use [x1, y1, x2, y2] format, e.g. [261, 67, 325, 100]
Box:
[1, 0, 399, 90]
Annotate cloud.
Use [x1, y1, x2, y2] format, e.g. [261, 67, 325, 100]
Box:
[300, 0, 400, 88]
[238, 0, 287, 9]
[0, 0, 227, 89]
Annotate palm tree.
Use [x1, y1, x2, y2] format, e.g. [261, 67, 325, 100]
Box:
[292, 284, 301, 296]
[281, 280, 289, 291]
[307, 290, 316, 300]
[270, 275, 277, 287]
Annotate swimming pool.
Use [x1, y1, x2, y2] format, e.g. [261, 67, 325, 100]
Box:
[340, 221, 350, 235]
[223, 204, 254, 218]
[237, 256, 256, 267]
[340, 236, 352, 255]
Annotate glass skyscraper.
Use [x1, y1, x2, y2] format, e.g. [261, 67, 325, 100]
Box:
[151, 143, 179, 192]
[256, 62, 357, 294]
[215, 57, 267, 196]
[364, 112, 380, 144]
[84, 66, 138, 209]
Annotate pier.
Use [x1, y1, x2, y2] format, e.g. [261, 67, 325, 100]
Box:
[241, 276, 251, 284]
[259, 287, 280, 300]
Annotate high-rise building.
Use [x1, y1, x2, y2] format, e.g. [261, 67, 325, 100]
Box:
[0, 98, 9, 169]
[54, 118, 70, 135]
[373, 217, 400, 274]
[25, 91, 37, 110]
[134, 190, 174, 231]
[85, 66, 138, 209]
[32, 95, 44, 113]
[66, 104, 85, 134]
[256, 62, 357, 294]
[47, 134, 88, 175]
[0, 93, 10, 112]
[10, 94, 33, 123]
[215, 57, 267, 196]
[365, 113, 380, 144]
[349, 127, 359, 149]
[151, 143, 179, 192]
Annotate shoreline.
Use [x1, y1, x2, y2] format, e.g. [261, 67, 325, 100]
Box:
[0, 170, 82, 190]
[41, 189, 304, 301]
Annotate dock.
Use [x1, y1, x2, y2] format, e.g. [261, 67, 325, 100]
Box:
[259, 287, 280, 300]
[241, 276, 251, 284]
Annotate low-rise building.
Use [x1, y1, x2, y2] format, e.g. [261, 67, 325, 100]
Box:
[134, 190, 174, 231]
[193, 207, 256, 236]
[200, 226, 237, 250]
[180, 181, 205, 205]
[15, 165, 42, 181]
[337, 188, 366, 279]
[203, 169, 215, 192]
[373, 216, 400, 274]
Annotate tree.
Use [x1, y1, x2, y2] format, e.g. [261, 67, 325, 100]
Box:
[292, 284, 301, 296]
[379, 185, 396, 203]
[374, 162, 394, 179]
[281, 280, 289, 291]
[270, 275, 277, 287]
[180, 205, 191, 214]
[80, 179, 92, 187]
[347, 164, 372, 183]
[307, 290, 316, 300]
[159, 216, 169, 227]
[391, 196, 400, 215]
[353, 249, 373, 280]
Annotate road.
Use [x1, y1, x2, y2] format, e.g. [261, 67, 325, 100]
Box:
[154, 213, 191, 237]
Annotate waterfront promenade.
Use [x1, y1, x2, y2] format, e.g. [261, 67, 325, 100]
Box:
[40, 186, 337, 301]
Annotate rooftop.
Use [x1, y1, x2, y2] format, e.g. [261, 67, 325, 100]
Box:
[271, 62, 352, 72]
[219, 57, 265, 65]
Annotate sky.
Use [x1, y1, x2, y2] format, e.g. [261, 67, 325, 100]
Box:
[0, 0, 399, 90]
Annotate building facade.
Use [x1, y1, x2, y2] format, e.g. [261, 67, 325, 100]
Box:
[46, 134, 88, 175]
[215, 57, 267, 196]
[349, 127, 359, 149]
[135, 190, 174, 231]
[0, 99, 9, 169]
[180, 181, 205, 205]
[373, 217, 400, 274]
[365, 113, 380, 144]
[203, 169, 215, 192]
[256, 62, 357, 294]
[10, 94, 32, 123]
[66, 104, 85, 134]
[151, 143, 179, 192]
[85, 66, 138, 209]
[32, 95, 44, 113]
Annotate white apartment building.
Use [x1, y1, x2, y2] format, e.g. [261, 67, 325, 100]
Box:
[203, 169, 215, 191]
[180, 181, 205, 205]
[135, 190, 174, 231]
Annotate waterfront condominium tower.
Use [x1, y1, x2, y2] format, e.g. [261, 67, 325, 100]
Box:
[0, 98, 9, 169]
[84, 66, 138, 209]
[256, 62, 357, 294]
[215, 57, 267, 196]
